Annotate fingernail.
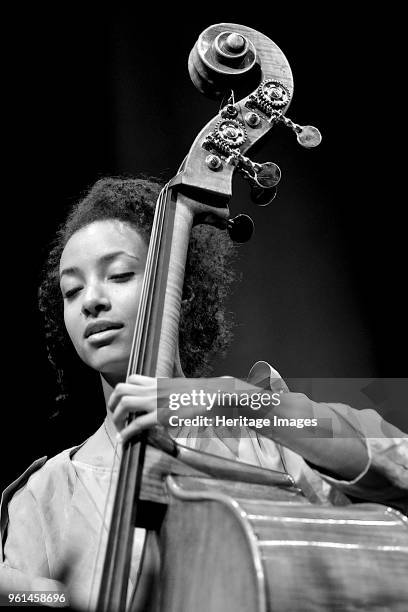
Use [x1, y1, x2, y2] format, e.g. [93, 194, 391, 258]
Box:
[116, 432, 123, 444]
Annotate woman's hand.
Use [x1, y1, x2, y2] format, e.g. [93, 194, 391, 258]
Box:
[108, 374, 247, 443]
[108, 374, 159, 443]
[108, 374, 220, 443]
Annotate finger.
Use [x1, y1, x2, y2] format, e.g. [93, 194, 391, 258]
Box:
[126, 374, 156, 386]
[117, 412, 158, 443]
[112, 396, 157, 429]
[108, 382, 154, 413]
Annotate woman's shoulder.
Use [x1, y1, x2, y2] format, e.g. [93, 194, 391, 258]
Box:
[2, 445, 82, 510]
[2, 422, 110, 511]
[26, 446, 81, 493]
[0, 445, 83, 562]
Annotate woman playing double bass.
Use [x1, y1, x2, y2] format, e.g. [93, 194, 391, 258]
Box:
[0, 175, 406, 609]
[2, 15, 408, 610]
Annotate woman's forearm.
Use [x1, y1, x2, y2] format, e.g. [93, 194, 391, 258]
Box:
[239, 388, 369, 480]
[158, 376, 370, 481]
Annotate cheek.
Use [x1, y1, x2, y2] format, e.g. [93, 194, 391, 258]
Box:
[114, 280, 143, 324]
[63, 305, 81, 349]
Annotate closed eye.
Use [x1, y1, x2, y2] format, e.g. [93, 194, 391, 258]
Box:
[110, 272, 135, 281]
[64, 286, 82, 299]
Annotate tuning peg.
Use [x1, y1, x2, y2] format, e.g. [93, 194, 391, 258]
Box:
[275, 114, 322, 148]
[250, 184, 278, 207]
[227, 214, 254, 243]
[251, 161, 281, 188]
[295, 125, 322, 148]
[240, 160, 279, 206]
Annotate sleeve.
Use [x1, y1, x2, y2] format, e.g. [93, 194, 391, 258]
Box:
[0, 461, 65, 597]
[313, 403, 408, 515]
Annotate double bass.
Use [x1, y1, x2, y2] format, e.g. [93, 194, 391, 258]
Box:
[95, 24, 408, 612]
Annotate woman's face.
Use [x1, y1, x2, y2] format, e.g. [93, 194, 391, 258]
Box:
[59, 219, 148, 383]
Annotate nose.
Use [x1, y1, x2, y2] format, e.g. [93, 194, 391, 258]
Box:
[81, 283, 111, 317]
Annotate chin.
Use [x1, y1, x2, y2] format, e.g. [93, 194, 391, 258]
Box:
[85, 351, 129, 380]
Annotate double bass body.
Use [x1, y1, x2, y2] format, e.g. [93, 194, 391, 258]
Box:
[131, 455, 408, 612]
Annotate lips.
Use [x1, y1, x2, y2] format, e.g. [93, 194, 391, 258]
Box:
[84, 320, 124, 339]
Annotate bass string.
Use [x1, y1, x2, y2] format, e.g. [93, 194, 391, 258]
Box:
[127, 182, 170, 383]
[88, 184, 170, 608]
[126, 186, 163, 377]
[131, 182, 170, 377]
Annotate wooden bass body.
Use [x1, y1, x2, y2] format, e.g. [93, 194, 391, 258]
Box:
[130, 447, 408, 612]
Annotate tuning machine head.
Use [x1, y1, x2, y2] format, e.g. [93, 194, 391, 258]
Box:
[295, 125, 322, 148]
[245, 79, 322, 149]
[242, 161, 280, 206]
[251, 161, 281, 188]
[273, 112, 322, 148]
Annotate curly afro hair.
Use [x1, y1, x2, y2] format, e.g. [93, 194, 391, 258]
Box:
[39, 176, 238, 409]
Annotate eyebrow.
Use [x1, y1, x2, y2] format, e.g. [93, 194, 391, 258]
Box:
[60, 251, 141, 279]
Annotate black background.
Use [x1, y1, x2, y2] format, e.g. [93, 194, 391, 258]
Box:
[3, 9, 406, 490]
